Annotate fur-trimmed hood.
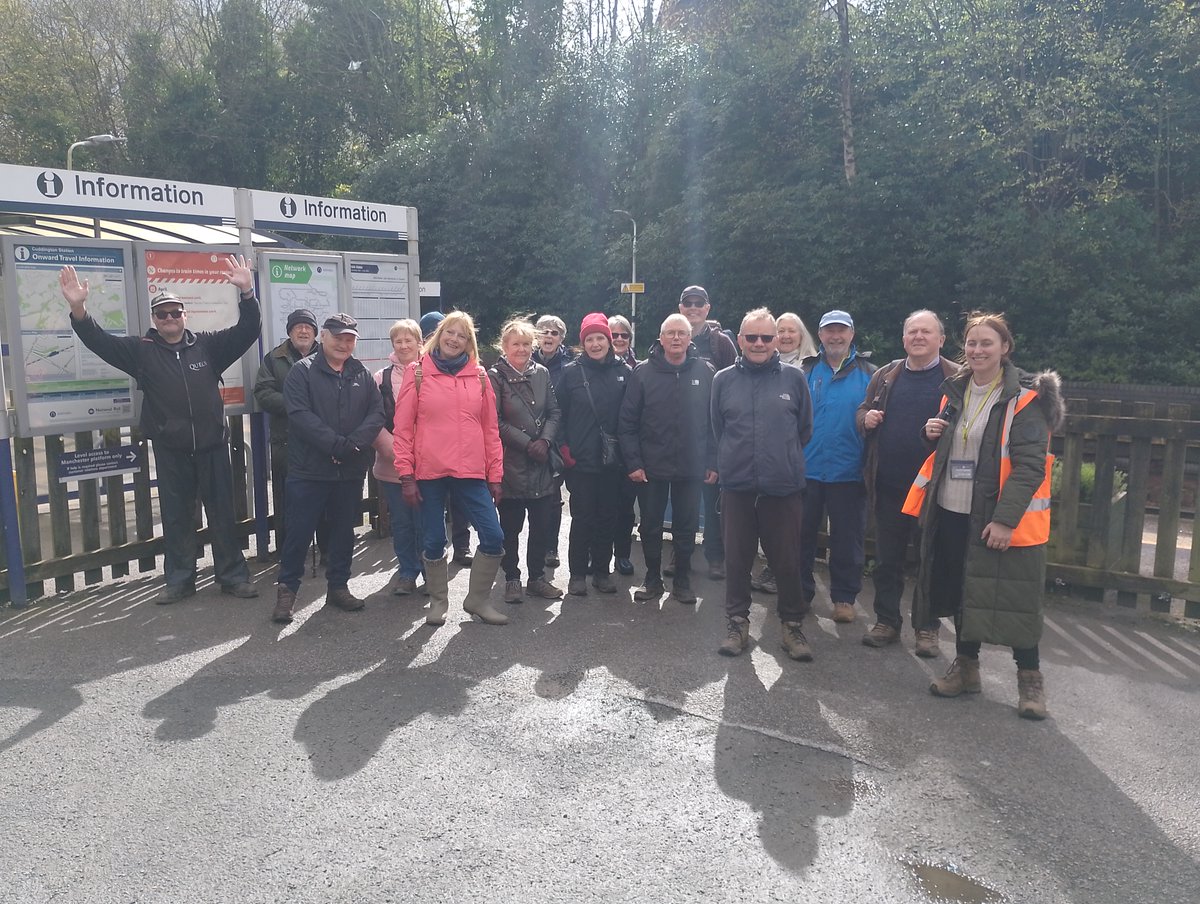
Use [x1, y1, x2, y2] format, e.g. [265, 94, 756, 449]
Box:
[1021, 368, 1066, 433]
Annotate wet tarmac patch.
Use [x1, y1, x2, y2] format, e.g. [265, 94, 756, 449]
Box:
[901, 860, 1004, 903]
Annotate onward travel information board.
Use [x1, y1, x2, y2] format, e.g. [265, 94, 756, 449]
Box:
[1, 238, 137, 434]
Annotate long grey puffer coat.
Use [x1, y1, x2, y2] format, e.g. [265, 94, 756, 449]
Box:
[911, 362, 1065, 649]
[488, 357, 561, 500]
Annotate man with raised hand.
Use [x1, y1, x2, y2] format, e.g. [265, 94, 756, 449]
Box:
[60, 256, 261, 605]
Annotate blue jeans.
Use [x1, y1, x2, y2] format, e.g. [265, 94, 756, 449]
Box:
[381, 481, 424, 580]
[277, 477, 362, 591]
[418, 477, 503, 558]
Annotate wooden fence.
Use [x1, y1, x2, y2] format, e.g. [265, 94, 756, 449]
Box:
[1, 400, 1198, 619]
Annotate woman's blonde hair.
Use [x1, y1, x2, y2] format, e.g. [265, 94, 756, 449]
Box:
[424, 310, 479, 362]
[497, 317, 537, 352]
[389, 319, 421, 342]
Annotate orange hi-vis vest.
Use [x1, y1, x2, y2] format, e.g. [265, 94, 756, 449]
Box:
[902, 388, 1053, 546]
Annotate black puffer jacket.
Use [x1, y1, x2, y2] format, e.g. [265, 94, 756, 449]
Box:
[283, 351, 384, 481]
[711, 352, 814, 496]
[488, 357, 561, 499]
[557, 352, 631, 473]
[618, 340, 716, 480]
[70, 296, 261, 452]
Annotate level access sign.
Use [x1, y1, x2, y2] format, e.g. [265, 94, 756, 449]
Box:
[58, 446, 140, 483]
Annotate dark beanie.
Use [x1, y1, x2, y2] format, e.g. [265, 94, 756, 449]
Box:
[286, 309, 318, 333]
[420, 310, 446, 338]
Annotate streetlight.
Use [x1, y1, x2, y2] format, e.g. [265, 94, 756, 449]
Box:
[66, 133, 126, 171]
[612, 209, 639, 345]
[67, 134, 126, 239]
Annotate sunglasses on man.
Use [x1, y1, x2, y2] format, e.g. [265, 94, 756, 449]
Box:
[153, 309, 184, 320]
[680, 298, 707, 308]
[742, 334, 775, 345]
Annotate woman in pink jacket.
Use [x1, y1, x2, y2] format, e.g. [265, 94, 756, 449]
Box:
[394, 311, 508, 626]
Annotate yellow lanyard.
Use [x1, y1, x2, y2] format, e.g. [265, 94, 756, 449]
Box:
[961, 376, 1001, 445]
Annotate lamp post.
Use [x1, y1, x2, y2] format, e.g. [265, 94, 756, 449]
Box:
[66, 134, 125, 238]
[612, 209, 638, 347]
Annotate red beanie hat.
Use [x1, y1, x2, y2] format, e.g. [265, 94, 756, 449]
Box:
[579, 312, 613, 344]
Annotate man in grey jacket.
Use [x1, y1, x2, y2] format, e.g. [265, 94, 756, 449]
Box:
[711, 308, 814, 660]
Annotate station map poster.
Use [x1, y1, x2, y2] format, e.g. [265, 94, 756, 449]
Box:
[259, 253, 344, 355]
[1, 238, 138, 435]
[345, 254, 413, 373]
[137, 246, 254, 409]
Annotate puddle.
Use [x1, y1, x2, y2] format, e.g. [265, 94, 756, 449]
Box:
[901, 860, 1005, 903]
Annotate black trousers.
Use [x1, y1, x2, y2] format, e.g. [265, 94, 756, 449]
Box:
[637, 477, 701, 578]
[723, 489, 808, 622]
[871, 483, 936, 630]
[931, 507, 1040, 670]
[499, 496, 557, 583]
[614, 476, 638, 559]
[566, 470, 622, 577]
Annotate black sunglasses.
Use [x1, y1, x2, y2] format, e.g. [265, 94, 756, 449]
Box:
[680, 299, 707, 308]
[540, 329, 561, 337]
[743, 334, 775, 344]
[611, 332, 631, 340]
[153, 309, 184, 320]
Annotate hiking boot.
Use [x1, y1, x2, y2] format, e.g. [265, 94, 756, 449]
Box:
[567, 576, 588, 597]
[708, 561, 726, 581]
[220, 581, 259, 599]
[930, 656, 982, 697]
[504, 579, 524, 604]
[1017, 669, 1049, 720]
[615, 557, 635, 576]
[271, 585, 296, 624]
[545, 550, 560, 568]
[327, 587, 365, 612]
[634, 577, 665, 601]
[781, 621, 814, 662]
[391, 575, 418, 597]
[591, 573, 617, 594]
[914, 626, 941, 658]
[831, 601, 856, 623]
[527, 578, 564, 600]
[156, 583, 196, 605]
[672, 576, 697, 605]
[862, 622, 900, 648]
[750, 566, 777, 594]
[718, 616, 750, 657]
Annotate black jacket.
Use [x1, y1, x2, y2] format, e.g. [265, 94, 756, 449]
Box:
[254, 338, 315, 451]
[618, 340, 716, 480]
[70, 295, 261, 452]
[557, 352, 631, 473]
[488, 358, 561, 499]
[532, 344, 576, 393]
[283, 351, 384, 481]
[711, 353, 814, 496]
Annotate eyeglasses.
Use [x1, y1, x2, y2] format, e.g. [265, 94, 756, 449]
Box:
[680, 299, 707, 308]
[662, 330, 690, 339]
[742, 334, 775, 345]
[539, 329, 561, 337]
[611, 332, 631, 340]
[153, 309, 184, 320]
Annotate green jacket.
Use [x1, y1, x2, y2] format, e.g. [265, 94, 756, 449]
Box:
[254, 339, 311, 451]
[912, 363, 1065, 648]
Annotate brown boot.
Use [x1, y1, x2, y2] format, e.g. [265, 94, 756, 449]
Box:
[1017, 669, 1049, 720]
[718, 616, 750, 657]
[272, 585, 296, 624]
[930, 655, 982, 697]
[781, 620, 814, 662]
[327, 587, 365, 612]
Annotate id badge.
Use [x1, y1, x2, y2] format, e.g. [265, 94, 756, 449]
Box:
[950, 459, 975, 480]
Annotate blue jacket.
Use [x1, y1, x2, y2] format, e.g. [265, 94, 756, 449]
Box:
[801, 346, 876, 483]
[711, 353, 813, 496]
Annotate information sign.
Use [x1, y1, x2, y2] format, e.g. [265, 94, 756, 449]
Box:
[345, 254, 413, 372]
[58, 445, 140, 483]
[1, 238, 138, 435]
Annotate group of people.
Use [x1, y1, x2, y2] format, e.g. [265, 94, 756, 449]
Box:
[58, 259, 1062, 720]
